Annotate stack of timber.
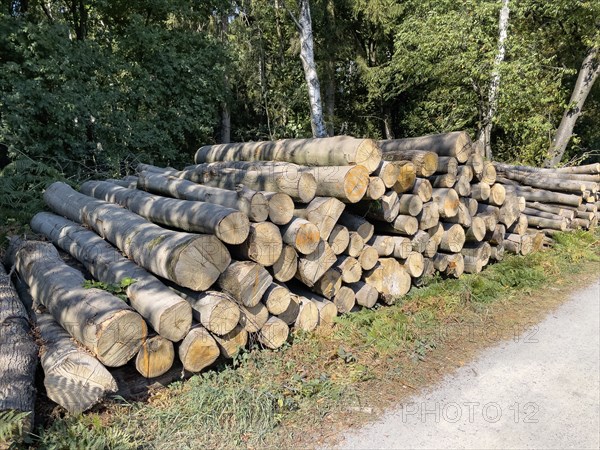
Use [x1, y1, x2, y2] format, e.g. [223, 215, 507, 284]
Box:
[7, 133, 594, 416]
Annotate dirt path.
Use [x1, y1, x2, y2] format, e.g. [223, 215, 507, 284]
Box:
[333, 278, 600, 449]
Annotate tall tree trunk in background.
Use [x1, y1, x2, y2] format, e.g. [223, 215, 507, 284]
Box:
[287, 0, 327, 138]
[220, 15, 231, 144]
[325, 60, 336, 136]
[544, 46, 600, 167]
[479, 0, 510, 161]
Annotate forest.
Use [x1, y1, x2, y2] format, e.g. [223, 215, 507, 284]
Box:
[0, 0, 599, 221]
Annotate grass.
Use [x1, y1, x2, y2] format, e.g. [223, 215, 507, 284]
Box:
[16, 229, 600, 449]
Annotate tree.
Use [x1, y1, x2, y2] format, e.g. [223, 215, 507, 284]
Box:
[545, 45, 600, 167]
[479, 0, 510, 160]
[283, 0, 327, 137]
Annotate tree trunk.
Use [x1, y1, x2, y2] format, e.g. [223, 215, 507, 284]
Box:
[0, 264, 37, 434]
[380, 149, 438, 177]
[30, 212, 192, 342]
[6, 239, 146, 367]
[44, 182, 231, 292]
[194, 136, 382, 173]
[80, 181, 250, 245]
[137, 172, 269, 223]
[545, 46, 600, 167]
[479, 0, 510, 159]
[338, 212, 375, 241]
[364, 176, 386, 200]
[363, 259, 411, 303]
[213, 324, 248, 359]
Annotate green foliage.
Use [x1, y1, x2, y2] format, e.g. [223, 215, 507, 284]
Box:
[0, 410, 31, 447]
[83, 277, 136, 301]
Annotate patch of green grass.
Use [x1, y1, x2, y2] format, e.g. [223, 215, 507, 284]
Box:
[32, 229, 600, 449]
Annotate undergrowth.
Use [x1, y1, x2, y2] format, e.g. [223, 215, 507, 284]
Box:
[27, 229, 600, 449]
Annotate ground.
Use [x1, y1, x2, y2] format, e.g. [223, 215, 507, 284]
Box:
[8, 229, 600, 449]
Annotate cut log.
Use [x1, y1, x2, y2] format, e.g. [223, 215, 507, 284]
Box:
[262, 191, 294, 225]
[335, 256, 362, 283]
[294, 197, 345, 240]
[44, 182, 231, 291]
[363, 259, 411, 304]
[465, 216, 486, 243]
[239, 303, 269, 333]
[312, 268, 343, 299]
[332, 286, 356, 314]
[177, 290, 240, 336]
[454, 176, 472, 197]
[271, 245, 298, 282]
[390, 215, 419, 236]
[381, 132, 472, 162]
[178, 326, 220, 373]
[338, 212, 375, 241]
[467, 154, 484, 178]
[279, 217, 321, 255]
[411, 178, 433, 202]
[348, 281, 379, 308]
[486, 183, 506, 207]
[31, 213, 192, 341]
[106, 177, 137, 188]
[381, 149, 438, 177]
[490, 243, 505, 261]
[505, 233, 534, 255]
[353, 190, 400, 223]
[310, 297, 338, 327]
[135, 335, 175, 379]
[373, 160, 401, 188]
[344, 232, 365, 257]
[497, 194, 521, 227]
[34, 312, 118, 414]
[436, 156, 459, 176]
[553, 163, 600, 174]
[277, 295, 300, 325]
[213, 324, 248, 358]
[392, 161, 417, 193]
[136, 163, 179, 175]
[218, 261, 273, 307]
[485, 224, 506, 246]
[445, 253, 465, 278]
[431, 188, 460, 218]
[525, 215, 567, 231]
[412, 258, 436, 287]
[302, 165, 370, 203]
[7, 239, 146, 367]
[137, 172, 269, 222]
[507, 214, 529, 235]
[367, 235, 395, 256]
[398, 251, 425, 277]
[364, 176, 386, 200]
[230, 221, 283, 266]
[357, 245, 379, 271]
[294, 297, 319, 331]
[495, 166, 597, 194]
[471, 182, 491, 202]
[258, 316, 289, 349]
[461, 198, 479, 216]
[446, 203, 472, 227]
[195, 136, 383, 173]
[263, 283, 293, 315]
[478, 161, 497, 184]
[295, 240, 337, 287]
[80, 181, 250, 245]
[417, 202, 441, 230]
[423, 236, 439, 258]
[392, 236, 413, 259]
[397, 194, 424, 217]
[500, 183, 582, 207]
[430, 173, 457, 188]
[438, 223, 466, 252]
[0, 264, 37, 431]
[457, 165, 474, 182]
[328, 224, 350, 255]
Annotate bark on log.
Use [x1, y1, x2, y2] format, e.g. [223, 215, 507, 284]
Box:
[178, 325, 220, 372]
[457, 165, 474, 182]
[381, 149, 438, 177]
[310, 297, 338, 326]
[454, 176, 472, 197]
[295, 240, 337, 287]
[81, 181, 250, 245]
[312, 268, 342, 299]
[379, 132, 472, 163]
[218, 261, 273, 307]
[239, 303, 269, 333]
[488, 183, 506, 206]
[135, 335, 175, 379]
[7, 239, 146, 367]
[31, 213, 192, 342]
[327, 225, 350, 255]
[430, 173, 457, 188]
[478, 161, 497, 184]
[137, 172, 269, 222]
[194, 136, 383, 173]
[397, 194, 424, 217]
[353, 191, 400, 222]
[471, 182, 491, 201]
[302, 165, 370, 203]
[392, 236, 413, 259]
[467, 154, 484, 178]
[338, 212, 375, 241]
[344, 232, 365, 257]
[44, 182, 230, 291]
[277, 295, 300, 325]
[332, 286, 356, 314]
[398, 252, 425, 277]
[411, 230, 430, 253]
[462, 198, 479, 216]
[500, 184, 582, 207]
[439, 223, 466, 252]
[506, 214, 529, 235]
[293, 197, 345, 240]
[294, 297, 319, 331]
[0, 264, 37, 431]
[465, 216, 486, 243]
[271, 245, 298, 282]
[230, 221, 283, 266]
[525, 215, 567, 231]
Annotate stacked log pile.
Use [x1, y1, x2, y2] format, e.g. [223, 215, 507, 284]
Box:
[4, 133, 597, 414]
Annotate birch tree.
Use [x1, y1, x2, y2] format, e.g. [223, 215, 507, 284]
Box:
[479, 0, 510, 160]
[544, 45, 600, 167]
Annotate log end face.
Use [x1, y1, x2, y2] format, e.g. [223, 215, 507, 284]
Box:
[135, 336, 175, 379]
[96, 310, 147, 367]
[216, 211, 251, 245]
[356, 139, 383, 173]
[158, 300, 193, 342]
[174, 236, 231, 291]
[298, 173, 318, 203]
[344, 166, 370, 203]
[179, 327, 220, 372]
[295, 222, 321, 255]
